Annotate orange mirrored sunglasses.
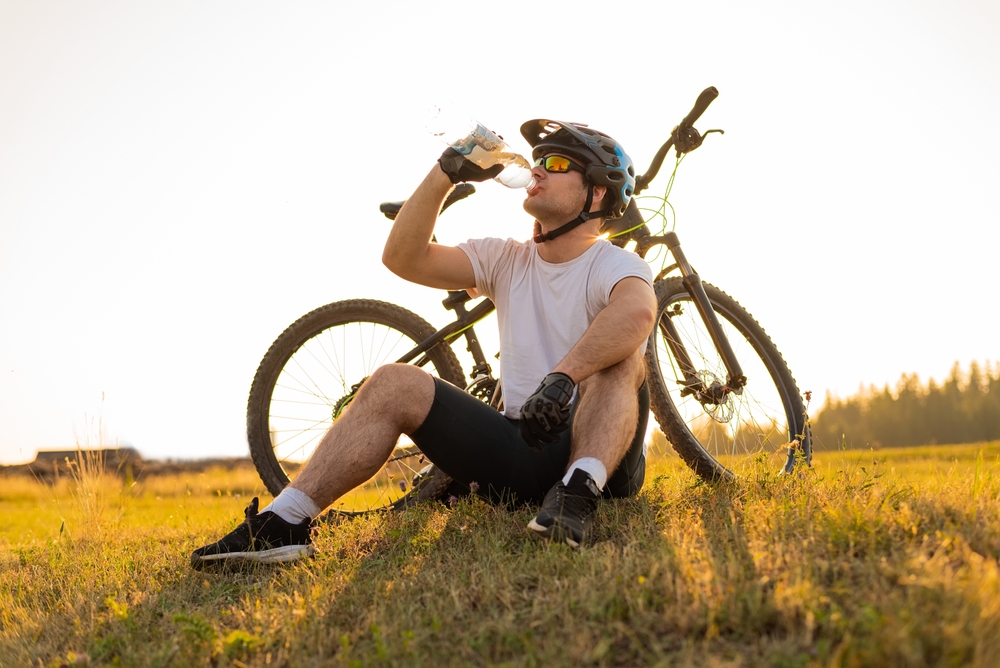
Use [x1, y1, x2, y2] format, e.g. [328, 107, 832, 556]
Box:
[534, 155, 585, 174]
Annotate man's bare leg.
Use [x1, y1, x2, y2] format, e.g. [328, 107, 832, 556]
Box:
[190, 364, 436, 569]
[287, 363, 436, 511]
[568, 347, 647, 480]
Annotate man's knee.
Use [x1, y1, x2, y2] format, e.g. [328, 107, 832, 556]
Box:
[356, 364, 436, 426]
[366, 363, 431, 387]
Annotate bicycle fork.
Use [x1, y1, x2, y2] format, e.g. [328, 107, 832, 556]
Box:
[661, 234, 809, 473]
[656, 232, 746, 402]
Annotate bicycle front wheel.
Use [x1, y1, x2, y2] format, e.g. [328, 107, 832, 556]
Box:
[247, 299, 465, 512]
[645, 278, 810, 480]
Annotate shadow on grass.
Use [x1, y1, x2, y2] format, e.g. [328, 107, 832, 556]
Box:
[686, 482, 785, 642]
[288, 490, 689, 666]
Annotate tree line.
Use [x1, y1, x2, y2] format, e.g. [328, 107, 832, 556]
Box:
[810, 361, 1000, 449]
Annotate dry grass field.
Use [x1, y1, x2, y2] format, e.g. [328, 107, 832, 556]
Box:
[2, 441, 999, 667]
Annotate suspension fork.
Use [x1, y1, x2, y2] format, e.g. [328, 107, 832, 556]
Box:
[660, 232, 746, 397]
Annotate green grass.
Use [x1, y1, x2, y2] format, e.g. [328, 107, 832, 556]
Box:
[2, 444, 1000, 667]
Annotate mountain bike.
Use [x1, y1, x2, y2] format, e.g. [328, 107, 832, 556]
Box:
[246, 87, 812, 515]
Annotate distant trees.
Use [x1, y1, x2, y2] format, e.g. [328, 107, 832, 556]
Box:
[810, 361, 1000, 449]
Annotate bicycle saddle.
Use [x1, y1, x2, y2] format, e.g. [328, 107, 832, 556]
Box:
[379, 183, 476, 220]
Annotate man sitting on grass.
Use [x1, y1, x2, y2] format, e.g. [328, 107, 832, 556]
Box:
[191, 119, 655, 569]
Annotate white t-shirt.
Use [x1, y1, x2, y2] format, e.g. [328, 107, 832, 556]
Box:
[458, 237, 653, 418]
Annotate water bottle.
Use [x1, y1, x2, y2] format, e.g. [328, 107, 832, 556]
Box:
[427, 103, 536, 190]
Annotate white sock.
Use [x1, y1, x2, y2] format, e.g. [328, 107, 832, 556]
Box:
[563, 457, 608, 490]
[261, 487, 321, 524]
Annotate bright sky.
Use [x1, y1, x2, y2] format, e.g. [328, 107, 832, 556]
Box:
[2, 0, 998, 464]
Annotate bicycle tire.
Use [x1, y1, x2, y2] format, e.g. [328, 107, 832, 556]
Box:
[645, 278, 810, 480]
[247, 299, 466, 512]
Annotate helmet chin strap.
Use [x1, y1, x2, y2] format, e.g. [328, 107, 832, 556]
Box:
[533, 186, 597, 244]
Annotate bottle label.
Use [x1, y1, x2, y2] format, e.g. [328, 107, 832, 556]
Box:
[469, 125, 504, 152]
[451, 123, 504, 157]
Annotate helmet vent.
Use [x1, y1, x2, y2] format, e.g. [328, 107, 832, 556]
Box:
[541, 122, 560, 135]
[538, 120, 575, 141]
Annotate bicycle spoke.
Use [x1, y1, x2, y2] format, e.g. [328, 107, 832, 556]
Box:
[275, 428, 324, 465]
[291, 351, 339, 406]
[272, 419, 328, 446]
[268, 414, 332, 423]
[269, 398, 333, 408]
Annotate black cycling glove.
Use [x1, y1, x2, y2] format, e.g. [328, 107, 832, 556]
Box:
[438, 147, 505, 184]
[519, 372, 575, 450]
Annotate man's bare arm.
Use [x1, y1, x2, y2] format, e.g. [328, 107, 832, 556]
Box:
[381, 165, 477, 290]
[552, 277, 656, 383]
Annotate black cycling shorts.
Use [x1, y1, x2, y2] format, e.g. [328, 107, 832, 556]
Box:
[410, 377, 649, 505]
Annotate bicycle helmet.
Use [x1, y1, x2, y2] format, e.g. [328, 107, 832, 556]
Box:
[520, 119, 635, 243]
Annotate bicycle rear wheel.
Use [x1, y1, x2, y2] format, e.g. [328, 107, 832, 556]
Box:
[247, 299, 465, 513]
[645, 278, 810, 480]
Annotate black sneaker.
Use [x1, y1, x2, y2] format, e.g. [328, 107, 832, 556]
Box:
[190, 497, 314, 570]
[527, 469, 600, 547]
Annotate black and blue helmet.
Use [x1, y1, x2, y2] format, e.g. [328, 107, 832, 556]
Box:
[520, 119, 635, 219]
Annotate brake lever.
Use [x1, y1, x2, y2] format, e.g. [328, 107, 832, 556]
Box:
[673, 126, 725, 155]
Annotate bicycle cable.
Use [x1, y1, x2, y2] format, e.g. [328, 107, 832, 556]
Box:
[611, 153, 686, 270]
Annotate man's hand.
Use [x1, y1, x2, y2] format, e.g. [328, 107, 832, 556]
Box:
[438, 147, 505, 184]
[519, 372, 575, 450]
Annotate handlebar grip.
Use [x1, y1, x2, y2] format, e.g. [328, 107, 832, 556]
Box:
[680, 86, 719, 127]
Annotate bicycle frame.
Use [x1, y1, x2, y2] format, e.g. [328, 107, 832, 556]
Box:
[396, 290, 494, 375]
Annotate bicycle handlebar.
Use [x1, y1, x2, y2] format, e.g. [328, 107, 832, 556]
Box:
[633, 86, 719, 196]
[681, 86, 719, 128]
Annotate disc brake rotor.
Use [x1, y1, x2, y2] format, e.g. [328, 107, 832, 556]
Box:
[697, 370, 735, 423]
